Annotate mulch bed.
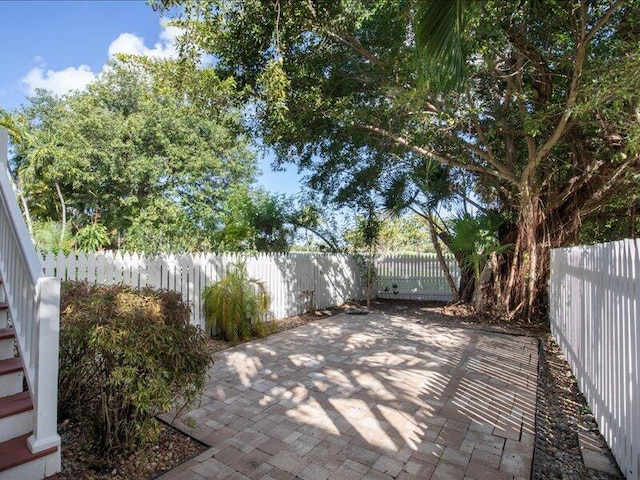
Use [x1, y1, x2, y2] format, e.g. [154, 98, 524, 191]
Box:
[59, 298, 623, 479]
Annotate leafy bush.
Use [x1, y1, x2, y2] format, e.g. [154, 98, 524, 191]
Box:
[58, 281, 211, 454]
[202, 261, 271, 342]
[73, 223, 110, 251]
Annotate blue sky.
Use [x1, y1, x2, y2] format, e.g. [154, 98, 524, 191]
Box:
[0, 0, 302, 196]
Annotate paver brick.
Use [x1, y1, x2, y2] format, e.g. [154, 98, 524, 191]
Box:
[432, 460, 466, 480]
[404, 459, 436, 476]
[190, 457, 235, 479]
[372, 454, 404, 477]
[470, 448, 501, 468]
[231, 448, 271, 476]
[464, 459, 513, 480]
[298, 462, 331, 480]
[160, 314, 538, 480]
[441, 446, 471, 467]
[268, 451, 309, 475]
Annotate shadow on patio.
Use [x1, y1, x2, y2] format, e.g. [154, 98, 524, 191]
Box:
[159, 313, 538, 480]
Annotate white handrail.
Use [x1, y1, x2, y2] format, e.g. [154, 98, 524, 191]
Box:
[0, 128, 61, 455]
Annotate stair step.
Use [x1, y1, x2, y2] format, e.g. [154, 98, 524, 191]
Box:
[0, 434, 58, 474]
[0, 329, 14, 360]
[0, 391, 33, 443]
[0, 358, 24, 398]
[0, 328, 14, 341]
[0, 391, 32, 419]
[0, 358, 22, 376]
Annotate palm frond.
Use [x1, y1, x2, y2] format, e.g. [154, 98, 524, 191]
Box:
[415, 0, 477, 90]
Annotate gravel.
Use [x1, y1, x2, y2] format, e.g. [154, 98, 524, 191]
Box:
[58, 418, 206, 480]
[533, 333, 623, 479]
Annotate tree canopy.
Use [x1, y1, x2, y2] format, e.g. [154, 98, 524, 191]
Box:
[157, 0, 640, 319]
[7, 57, 258, 251]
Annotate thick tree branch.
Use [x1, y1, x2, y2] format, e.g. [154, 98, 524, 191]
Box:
[508, 57, 537, 163]
[585, 0, 626, 43]
[465, 89, 501, 169]
[360, 124, 518, 184]
[324, 30, 386, 68]
[520, 3, 590, 188]
[546, 158, 605, 213]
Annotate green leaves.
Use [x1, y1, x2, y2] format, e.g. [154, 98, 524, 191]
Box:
[202, 261, 271, 342]
[9, 56, 256, 252]
[58, 282, 211, 454]
[258, 58, 291, 122]
[73, 223, 111, 252]
[415, 0, 478, 90]
[449, 212, 509, 282]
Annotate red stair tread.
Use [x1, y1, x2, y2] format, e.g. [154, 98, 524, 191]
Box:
[0, 357, 22, 375]
[0, 391, 32, 419]
[0, 302, 7, 311]
[0, 327, 15, 340]
[0, 434, 58, 472]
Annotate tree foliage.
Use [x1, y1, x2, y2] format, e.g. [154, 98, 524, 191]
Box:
[8, 57, 256, 251]
[159, 0, 640, 320]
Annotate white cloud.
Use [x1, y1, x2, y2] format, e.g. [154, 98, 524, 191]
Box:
[20, 22, 183, 97]
[108, 25, 181, 60]
[21, 64, 97, 96]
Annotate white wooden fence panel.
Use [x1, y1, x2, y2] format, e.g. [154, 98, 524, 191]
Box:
[41, 250, 459, 332]
[41, 251, 368, 332]
[376, 254, 460, 301]
[549, 239, 639, 480]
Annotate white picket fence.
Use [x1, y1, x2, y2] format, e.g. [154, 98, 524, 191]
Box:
[549, 239, 639, 480]
[376, 254, 460, 301]
[41, 251, 365, 331]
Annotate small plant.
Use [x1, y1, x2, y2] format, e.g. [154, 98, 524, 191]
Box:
[202, 260, 271, 342]
[32, 220, 72, 254]
[58, 281, 211, 455]
[73, 222, 110, 251]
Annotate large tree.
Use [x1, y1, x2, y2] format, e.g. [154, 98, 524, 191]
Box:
[9, 57, 256, 251]
[158, 0, 640, 320]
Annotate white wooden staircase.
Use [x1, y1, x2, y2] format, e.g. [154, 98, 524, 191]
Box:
[0, 128, 61, 479]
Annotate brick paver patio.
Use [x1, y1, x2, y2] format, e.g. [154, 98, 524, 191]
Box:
[159, 313, 538, 480]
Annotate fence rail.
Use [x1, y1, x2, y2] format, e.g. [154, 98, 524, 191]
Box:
[549, 239, 639, 480]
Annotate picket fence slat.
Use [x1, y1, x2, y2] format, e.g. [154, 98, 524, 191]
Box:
[550, 239, 639, 480]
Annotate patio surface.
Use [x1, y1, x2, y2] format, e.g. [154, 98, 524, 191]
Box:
[159, 313, 538, 480]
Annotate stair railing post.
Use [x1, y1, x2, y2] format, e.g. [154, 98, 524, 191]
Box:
[27, 276, 62, 455]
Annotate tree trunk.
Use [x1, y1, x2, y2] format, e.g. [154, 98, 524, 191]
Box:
[491, 195, 548, 321]
[427, 213, 459, 301]
[55, 182, 67, 244]
[433, 227, 475, 303]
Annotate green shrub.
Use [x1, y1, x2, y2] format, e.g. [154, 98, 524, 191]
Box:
[202, 261, 271, 342]
[58, 281, 212, 455]
[73, 223, 110, 251]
